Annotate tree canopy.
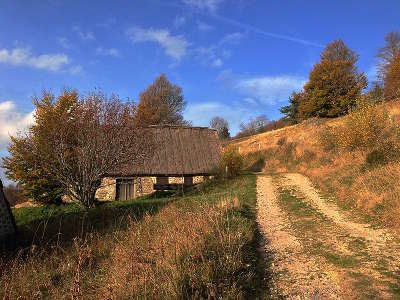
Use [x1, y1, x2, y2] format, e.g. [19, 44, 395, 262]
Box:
[280, 39, 367, 122]
[3, 90, 151, 208]
[135, 74, 190, 126]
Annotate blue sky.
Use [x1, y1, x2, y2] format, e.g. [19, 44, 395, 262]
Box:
[0, 0, 399, 163]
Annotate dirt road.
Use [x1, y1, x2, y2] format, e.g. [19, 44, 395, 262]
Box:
[257, 174, 400, 299]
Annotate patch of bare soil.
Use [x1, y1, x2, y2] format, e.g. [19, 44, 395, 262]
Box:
[264, 173, 400, 299]
[256, 175, 342, 299]
[283, 173, 389, 244]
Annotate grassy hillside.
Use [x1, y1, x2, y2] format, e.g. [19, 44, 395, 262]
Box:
[1, 176, 267, 299]
[234, 101, 400, 230]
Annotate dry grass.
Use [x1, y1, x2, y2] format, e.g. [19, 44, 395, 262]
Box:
[234, 101, 400, 230]
[1, 176, 266, 299]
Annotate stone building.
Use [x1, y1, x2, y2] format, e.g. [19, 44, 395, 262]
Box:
[0, 179, 17, 240]
[96, 126, 221, 201]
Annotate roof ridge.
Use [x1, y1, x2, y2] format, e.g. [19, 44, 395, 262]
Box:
[147, 125, 217, 131]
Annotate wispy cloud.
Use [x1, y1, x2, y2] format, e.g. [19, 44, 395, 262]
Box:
[235, 75, 306, 104]
[213, 14, 323, 47]
[73, 25, 95, 41]
[197, 21, 214, 31]
[218, 69, 306, 105]
[182, 0, 224, 13]
[193, 32, 243, 68]
[0, 101, 34, 149]
[173, 16, 186, 28]
[96, 47, 120, 58]
[0, 47, 70, 72]
[57, 37, 73, 49]
[126, 26, 189, 60]
[219, 32, 244, 45]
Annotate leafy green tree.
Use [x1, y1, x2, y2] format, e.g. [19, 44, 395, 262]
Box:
[280, 91, 302, 124]
[298, 39, 367, 118]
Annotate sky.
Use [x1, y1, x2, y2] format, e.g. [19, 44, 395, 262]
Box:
[0, 0, 399, 182]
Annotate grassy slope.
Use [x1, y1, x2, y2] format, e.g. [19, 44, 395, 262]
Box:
[234, 101, 400, 230]
[2, 176, 268, 299]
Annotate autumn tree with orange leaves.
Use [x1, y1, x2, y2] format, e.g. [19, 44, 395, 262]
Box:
[297, 39, 367, 119]
[135, 74, 190, 126]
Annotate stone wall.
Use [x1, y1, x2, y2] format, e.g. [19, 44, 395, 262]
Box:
[136, 177, 155, 196]
[95, 176, 206, 201]
[0, 180, 16, 239]
[95, 177, 116, 201]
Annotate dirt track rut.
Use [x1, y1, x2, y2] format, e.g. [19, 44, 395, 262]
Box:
[257, 173, 400, 299]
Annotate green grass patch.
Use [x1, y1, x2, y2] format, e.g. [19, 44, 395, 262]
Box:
[319, 250, 360, 268]
[2, 175, 269, 299]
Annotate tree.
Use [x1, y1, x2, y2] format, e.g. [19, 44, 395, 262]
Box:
[210, 116, 230, 140]
[298, 39, 367, 118]
[384, 53, 400, 100]
[4, 90, 152, 208]
[2, 91, 74, 204]
[280, 91, 303, 124]
[377, 31, 400, 83]
[135, 74, 190, 126]
[237, 115, 270, 138]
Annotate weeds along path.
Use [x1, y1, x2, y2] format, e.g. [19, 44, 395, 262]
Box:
[256, 175, 342, 299]
[257, 173, 400, 299]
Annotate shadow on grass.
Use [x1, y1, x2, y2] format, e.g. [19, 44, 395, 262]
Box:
[238, 202, 272, 299]
[4, 194, 174, 255]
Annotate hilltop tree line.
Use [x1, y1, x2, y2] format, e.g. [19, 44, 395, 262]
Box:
[3, 74, 190, 208]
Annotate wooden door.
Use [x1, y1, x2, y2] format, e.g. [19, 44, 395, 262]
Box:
[116, 179, 135, 200]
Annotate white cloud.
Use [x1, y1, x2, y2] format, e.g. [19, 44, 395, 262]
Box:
[126, 27, 189, 60]
[57, 37, 73, 49]
[197, 21, 213, 32]
[235, 75, 306, 104]
[173, 16, 186, 28]
[0, 47, 70, 72]
[96, 47, 120, 58]
[73, 25, 95, 40]
[194, 46, 223, 68]
[0, 101, 34, 149]
[182, 0, 224, 13]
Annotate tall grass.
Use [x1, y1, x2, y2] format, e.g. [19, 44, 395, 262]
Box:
[1, 176, 267, 299]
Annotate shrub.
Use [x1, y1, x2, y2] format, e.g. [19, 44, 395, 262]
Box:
[366, 149, 386, 166]
[341, 101, 393, 151]
[219, 147, 243, 178]
[277, 137, 286, 146]
[319, 101, 396, 153]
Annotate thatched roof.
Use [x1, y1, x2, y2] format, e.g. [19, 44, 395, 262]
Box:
[112, 126, 221, 177]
